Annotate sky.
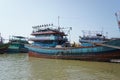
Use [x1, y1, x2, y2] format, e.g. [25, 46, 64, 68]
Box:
[0, 0, 120, 42]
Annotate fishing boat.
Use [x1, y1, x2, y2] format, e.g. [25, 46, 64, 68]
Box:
[25, 24, 120, 62]
[7, 36, 28, 53]
[0, 34, 9, 53]
[79, 30, 109, 47]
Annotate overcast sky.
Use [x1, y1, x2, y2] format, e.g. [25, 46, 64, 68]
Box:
[0, 0, 120, 42]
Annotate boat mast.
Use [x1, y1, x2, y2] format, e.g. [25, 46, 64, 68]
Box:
[57, 16, 72, 42]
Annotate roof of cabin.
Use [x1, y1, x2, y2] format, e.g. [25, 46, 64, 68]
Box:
[12, 36, 26, 38]
[31, 30, 66, 36]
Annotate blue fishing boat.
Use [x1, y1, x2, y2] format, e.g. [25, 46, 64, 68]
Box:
[25, 24, 120, 62]
[79, 30, 109, 47]
[7, 36, 28, 53]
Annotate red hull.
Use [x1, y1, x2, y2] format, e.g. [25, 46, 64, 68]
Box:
[29, 50, 120, 62]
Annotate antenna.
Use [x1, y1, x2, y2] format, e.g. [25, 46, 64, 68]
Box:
[58, 16, 60, 31]
[58, 16, 59, 27]
[101, 27, 104, 35]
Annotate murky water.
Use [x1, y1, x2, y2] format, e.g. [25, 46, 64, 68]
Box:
[0, 53, 120, 80]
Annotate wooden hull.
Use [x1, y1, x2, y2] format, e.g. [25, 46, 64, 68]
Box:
[28, 50, 120, 62]
[26, 39, 120, 62]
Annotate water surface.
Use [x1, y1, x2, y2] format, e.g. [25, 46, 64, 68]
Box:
[0, 53, 120, 80]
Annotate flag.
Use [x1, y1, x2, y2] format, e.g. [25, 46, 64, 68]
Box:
[115, 12, 120, 30]
[118, 21, 120, 29]
[115, 12, 117, 17]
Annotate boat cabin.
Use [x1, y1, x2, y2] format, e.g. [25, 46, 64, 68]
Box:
[30, 24, 69, 47]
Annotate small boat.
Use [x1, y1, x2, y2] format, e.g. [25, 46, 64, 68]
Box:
[0, 34, 9, 53]
[7, 36, 28, 53]
[25, 24, 120, 62]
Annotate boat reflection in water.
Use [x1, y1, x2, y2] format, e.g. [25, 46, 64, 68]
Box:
[25, 23, 120, 62]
